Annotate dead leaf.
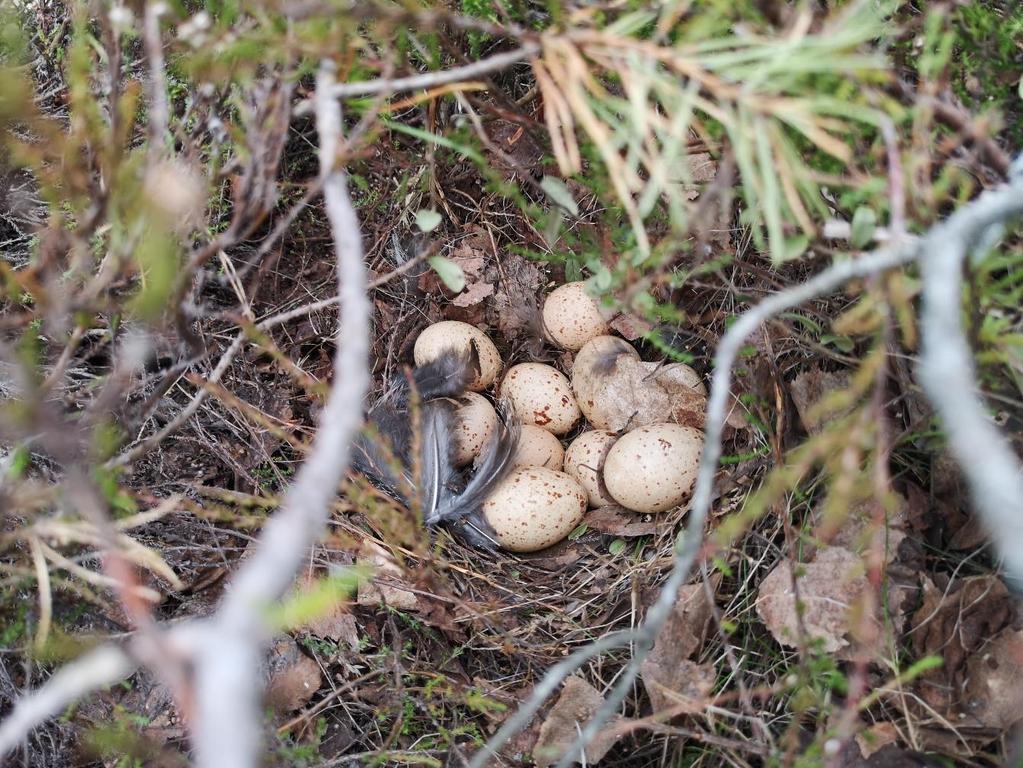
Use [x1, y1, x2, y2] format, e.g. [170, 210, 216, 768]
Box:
[356, 541, 419, 611]
[909, 575, 1013, 715]
[265, 635, 322, 713]
[640, 582, 716, 714]
[608, 312, 653, 341]
[960, 628, 1023, 729]
[534, 677, 623, 767]
[451, 280, 495, 307]
[814, 497, 908, 565]
[757, 546, 874, 654]
[855, 722, 899, 759]
[789, 367, 852, 435]
[585, 505, 658, 537]
[485, 252, 545, 353]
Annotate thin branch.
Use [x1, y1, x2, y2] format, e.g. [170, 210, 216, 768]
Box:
[142, 2, 169, 153]
[918, 170, 1023, 590]
[0, 645, 137, 756]
[328, 44, 540, 99]
[190, 59, 372, 768]
[473, 243, 920, 768]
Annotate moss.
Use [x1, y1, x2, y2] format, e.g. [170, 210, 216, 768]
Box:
[951, 1, 1023, 147]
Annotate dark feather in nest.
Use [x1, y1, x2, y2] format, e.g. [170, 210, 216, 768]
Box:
[352, 349, 518, 548]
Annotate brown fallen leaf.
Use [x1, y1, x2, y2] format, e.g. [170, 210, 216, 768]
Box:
[855, 722, 899, 759]
[485, 251, 545, 354]
[608, 312, 653, 341]
[451, 279, 495, 307]
[789, 367, 853, 435]
[959, 627, 1023, 729]
[533, 677, 623, 767]
[641, 582, 716, 714]
[356, 541, 419, 611]
[909, 575, 1012, 714]
[813, 497, 908, 565]
[585, 505, 658, 537]
[757, 546, 891, 656]
[265, 635, 322, 713]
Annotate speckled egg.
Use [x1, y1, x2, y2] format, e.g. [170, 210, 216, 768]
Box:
[413, 321, 502, 391]
[482, 467, 587, 552]
[452, 392, 499, 467]
[499, 363, 581, 436]
[563, 430, 618, 508]
[603, 424, 703, 513]
[542, 281, 610, 351]
[511, 424, 565, 470]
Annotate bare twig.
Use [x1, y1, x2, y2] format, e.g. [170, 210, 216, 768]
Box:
[473, 244, 920, 768]
[918, 169, 1023, 590]
[142, 2, 169, 153]
[189, 59, 372, 768]
[0, 646, 137, 755]
[328, 44, 539, 99]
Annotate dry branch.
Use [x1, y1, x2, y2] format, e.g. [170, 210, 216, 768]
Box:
[327, 44, 540, 99]
[189, 59, 372, 768]
[918, 168, 1023, 590]
[0, 646, 136, 755]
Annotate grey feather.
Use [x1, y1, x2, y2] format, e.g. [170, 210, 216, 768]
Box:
[354, 349, 516, 548]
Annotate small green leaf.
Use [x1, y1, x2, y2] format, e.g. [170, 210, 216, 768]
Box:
[568, 523, 588, 541]
[540, 176, 579, 216]
[821, 333, 855, 353]
[428, 255, 465, 292]
[415, 209, 442, 232]
[850, 206, 877, 249]
[7, 445, 30, 479]
[608, 538, 627, 556]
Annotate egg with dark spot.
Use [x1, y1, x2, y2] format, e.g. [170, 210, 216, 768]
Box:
[499, 363, 581, 436]
[482, 467, 587, 552]
[603, 424, 703, 513]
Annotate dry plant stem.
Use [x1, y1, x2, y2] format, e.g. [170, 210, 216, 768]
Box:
[474, 245, 918, 768]
[0, 645, 137, 755]
[190, 59, 371, 768]
[918, 170, 1023, 590]
[328, 44, 540, 99]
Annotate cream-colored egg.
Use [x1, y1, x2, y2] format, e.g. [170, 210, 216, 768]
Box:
[511, 424, 565, 470]
[451, 392, 499, 467]
[563, 430, 618, 508]
[413, 321, 502, 391]
[603, 424, 703, 513]
[482, 467, 587, 552]
[499, 363, 581, 435]
[542, 282, 610, 351]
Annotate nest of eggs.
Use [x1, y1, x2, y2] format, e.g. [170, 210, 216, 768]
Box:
[353, 281, 711, 678]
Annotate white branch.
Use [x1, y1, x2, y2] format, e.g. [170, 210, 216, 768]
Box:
[190, 60, 372, 768]
[329, 44, 540, 98]
[918, 172, 1023, 590]
[0, 645, 136, 756]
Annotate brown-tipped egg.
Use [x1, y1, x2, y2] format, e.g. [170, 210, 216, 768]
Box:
[563, 430, 618, 508]
[451, 392, 499, 467]
[542, 281, 610, 351]
[603, 424, 703, 513]
[482, 467, 587, 552]
[413, 321, 502, 391]
[499, 363, 581, 436]
[511, 424, 565, 470]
